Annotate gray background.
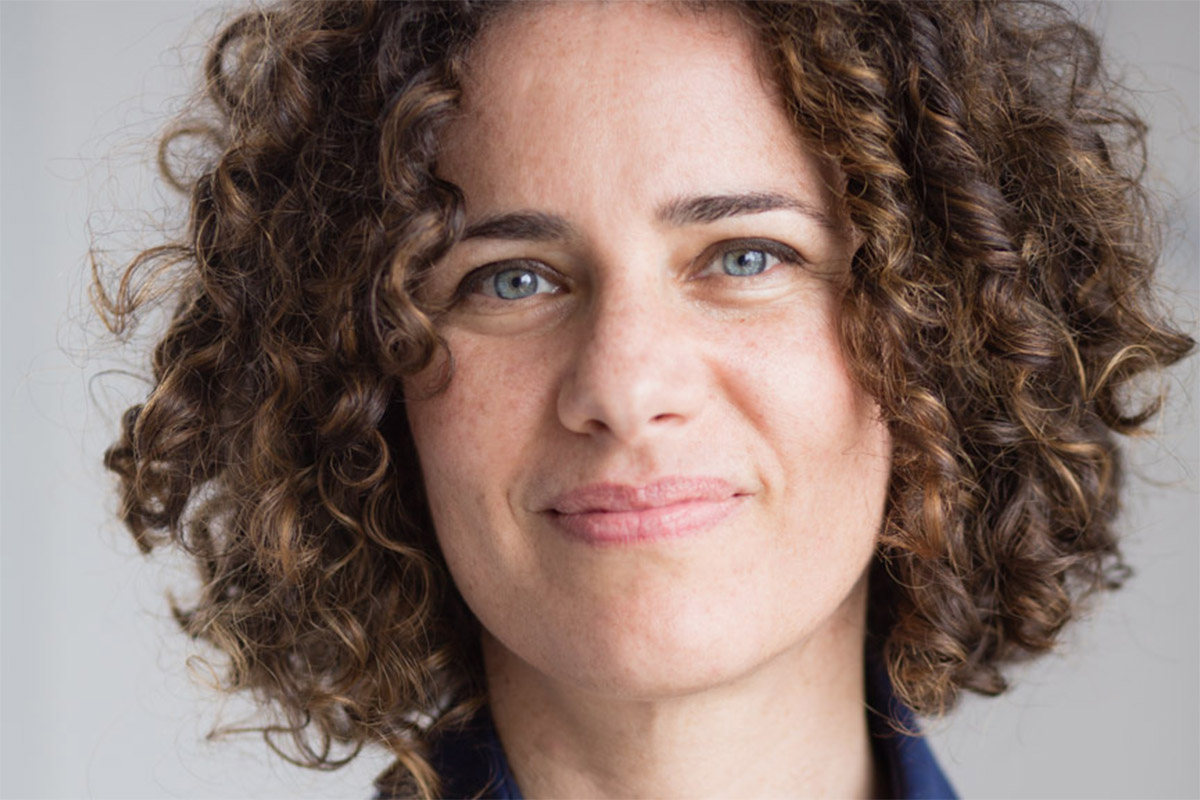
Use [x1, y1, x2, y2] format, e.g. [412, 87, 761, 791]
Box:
[1, 1, 1196, 797]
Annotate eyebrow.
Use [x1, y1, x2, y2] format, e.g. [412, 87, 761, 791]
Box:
[460, 191, 838, 242]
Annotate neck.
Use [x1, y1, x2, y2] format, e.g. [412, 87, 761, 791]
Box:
[483, 593, 878, 799]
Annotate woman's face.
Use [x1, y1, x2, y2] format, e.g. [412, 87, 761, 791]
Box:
[403, 2, 892, 699]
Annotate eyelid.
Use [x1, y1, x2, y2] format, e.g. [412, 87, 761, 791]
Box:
[693, 237, 806, 277]
[453, 259, 567, 302]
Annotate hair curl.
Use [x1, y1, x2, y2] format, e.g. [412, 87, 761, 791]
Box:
[94, 1, 1194, 796]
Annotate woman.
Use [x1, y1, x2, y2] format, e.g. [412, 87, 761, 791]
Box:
[96, 1, 1193, 797]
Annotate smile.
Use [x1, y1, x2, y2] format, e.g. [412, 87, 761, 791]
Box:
[544, 477, 749, 546]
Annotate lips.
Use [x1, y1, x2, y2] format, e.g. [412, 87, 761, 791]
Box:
[544, 476, 748, 545]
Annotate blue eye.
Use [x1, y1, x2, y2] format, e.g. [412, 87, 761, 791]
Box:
[722, 248, 771, 276]
[703, 240, 800, 279]
[492, 268, 541, 299]
[466, 265, 561, 301]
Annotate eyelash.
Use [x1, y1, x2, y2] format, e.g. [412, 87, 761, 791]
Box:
[452, 237, 805, 303]
[693, 238, 803, 280]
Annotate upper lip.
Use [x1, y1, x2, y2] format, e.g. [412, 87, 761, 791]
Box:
[546, 476, 743, 514]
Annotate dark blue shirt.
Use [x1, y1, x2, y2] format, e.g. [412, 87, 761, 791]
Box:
[419, 659, 956, 799]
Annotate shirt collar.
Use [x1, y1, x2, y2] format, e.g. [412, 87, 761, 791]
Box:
[865, 651, 958, 800]
[425, 705, 521, 800]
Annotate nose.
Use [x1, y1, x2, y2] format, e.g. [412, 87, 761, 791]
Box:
[556, 277, 706, 443]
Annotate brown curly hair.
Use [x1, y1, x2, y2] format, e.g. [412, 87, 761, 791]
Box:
[94, 0, 1194, 796]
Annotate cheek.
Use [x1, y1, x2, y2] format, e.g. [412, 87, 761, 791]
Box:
[401, 335, 552, 567]
[403, 336, 536, 479]
[719, 300, 884, 468]
[715, 307, 890, 579]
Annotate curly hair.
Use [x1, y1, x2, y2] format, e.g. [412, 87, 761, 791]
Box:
[94, 0, 1194, 796]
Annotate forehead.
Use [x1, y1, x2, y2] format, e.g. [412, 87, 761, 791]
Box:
[437, 2, 835, 218]
[464, 1, 768, 100]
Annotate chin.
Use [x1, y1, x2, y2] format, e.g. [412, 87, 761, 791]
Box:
[521, 594, 800, 701]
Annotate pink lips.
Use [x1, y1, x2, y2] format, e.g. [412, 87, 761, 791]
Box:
[545, 477, 747, 545]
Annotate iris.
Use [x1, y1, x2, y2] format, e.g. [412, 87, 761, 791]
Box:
[723, 248, 769, 276]
[493, 268, 541, 299]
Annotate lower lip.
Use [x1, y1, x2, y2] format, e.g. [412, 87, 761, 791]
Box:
[549, 496, 747, 546]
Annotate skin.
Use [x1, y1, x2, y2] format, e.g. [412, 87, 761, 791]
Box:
[402, 3, 893, 797]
